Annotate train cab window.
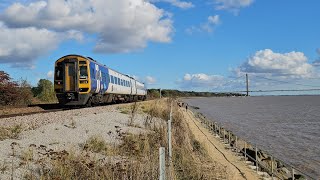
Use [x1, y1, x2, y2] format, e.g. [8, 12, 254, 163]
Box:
[55, 66, 63, 80]
[80, 66, 88, 79]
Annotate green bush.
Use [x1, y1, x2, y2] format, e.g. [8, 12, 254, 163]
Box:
[32, 79, 57, 102]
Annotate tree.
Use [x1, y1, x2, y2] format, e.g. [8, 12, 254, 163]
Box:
[18, 79, 33, 105]
[32, 79, 57, 102]
[0, 71, 19, 105]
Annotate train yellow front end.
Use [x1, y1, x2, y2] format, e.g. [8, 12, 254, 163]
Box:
[54, 55, 91, 106]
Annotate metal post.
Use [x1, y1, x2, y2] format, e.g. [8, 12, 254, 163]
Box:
[159, 88, 162, 99]
[292, 168, 295, 180]
[255, 145, 258, 173]
[235, 136, 238, 152]
[228, 131, 231, 144]
[169, 101, 173, 121]
[167, 119, 172, 164]
[271, 156, 274, 179]
[159, 147, 166, 180]
[214, 123, 217, 134]
[244, 142, 247, 160]
[246, 73, 249, 96]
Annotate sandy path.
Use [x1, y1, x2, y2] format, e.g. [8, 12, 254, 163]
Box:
[181, 108, 262, 180]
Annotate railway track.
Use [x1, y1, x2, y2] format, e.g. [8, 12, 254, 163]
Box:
[0, 104, 69, 119]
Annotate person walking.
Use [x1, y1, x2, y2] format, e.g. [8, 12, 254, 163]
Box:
[185, 103, 188, 112]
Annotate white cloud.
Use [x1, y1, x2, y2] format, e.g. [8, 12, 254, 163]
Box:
[214, 0, 254, 14]
[145, 76, 157, 84]
[47, 70, 54, 79]
[0, 0, 173, 56]
[313, 48, 320, 66]
[186, 15, 221, 34]
[0, 23, 61, 68]
[178, 73, 226, 88]
[0, 22, 83, 68]
[236, 49, 315, 78]
[150, 0, 194, 9]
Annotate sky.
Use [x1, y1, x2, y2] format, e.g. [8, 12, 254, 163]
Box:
[0, 0, 320, 95]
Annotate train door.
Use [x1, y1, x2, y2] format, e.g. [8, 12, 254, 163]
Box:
[64, 62, 77, 92]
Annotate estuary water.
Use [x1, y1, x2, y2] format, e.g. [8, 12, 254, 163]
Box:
[183, 96, 320, 179]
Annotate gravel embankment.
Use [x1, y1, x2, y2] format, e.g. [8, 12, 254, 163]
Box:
[0, 106, 45, 117]
[0, 105, 125, 129]
[0, 104, 163, 179]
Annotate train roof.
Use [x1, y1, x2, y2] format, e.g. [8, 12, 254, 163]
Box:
[57, 54, 144, 84]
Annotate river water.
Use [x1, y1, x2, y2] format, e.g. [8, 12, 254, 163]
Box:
[183, 96, 320, 179]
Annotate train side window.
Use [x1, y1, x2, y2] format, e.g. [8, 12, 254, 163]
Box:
[118, 78, 120, 85]
[110, 76, 113, 83]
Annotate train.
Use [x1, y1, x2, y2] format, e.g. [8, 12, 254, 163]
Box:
[54, 55, 147, 106]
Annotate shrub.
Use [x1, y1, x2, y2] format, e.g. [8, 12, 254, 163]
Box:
[0, 71, 19, 106]
[32, 79, 57, 102]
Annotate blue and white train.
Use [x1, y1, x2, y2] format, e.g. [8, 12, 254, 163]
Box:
[54, 55, 147, 106]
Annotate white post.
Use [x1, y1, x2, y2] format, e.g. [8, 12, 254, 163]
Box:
[159, 147, 166, 180]
[159, 88, 162, 99]
[228, 131, 231, 144]
[292, 168, 295, 180]
[168, 119, 172, 164]
[169, 101, 173, 120]
[223, 129, 225, 143]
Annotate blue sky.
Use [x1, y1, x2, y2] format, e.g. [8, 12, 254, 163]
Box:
[0, 0, 320, 95]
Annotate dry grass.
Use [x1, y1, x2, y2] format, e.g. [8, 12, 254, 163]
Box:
[83, 135, 108, 153]
[0, 124, 23, 141]
[20, 99, 223, 179]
